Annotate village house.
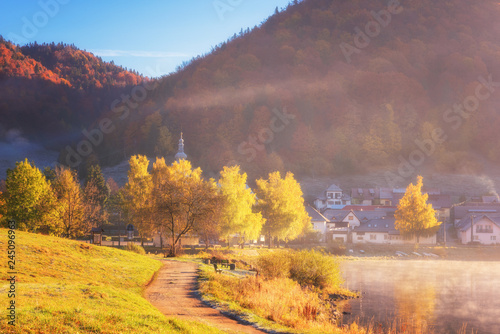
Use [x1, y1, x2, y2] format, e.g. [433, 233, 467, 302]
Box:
[455, 214, 500, 245]
[306, 206, 331, 242]
[351, 217, 437, 245]
[451, 202, 500, 226]
[313, 184, 351, 210]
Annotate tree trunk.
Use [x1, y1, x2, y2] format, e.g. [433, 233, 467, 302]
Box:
[171, 232, 176, 257]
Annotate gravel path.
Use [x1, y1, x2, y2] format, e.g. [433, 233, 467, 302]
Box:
[144, 259, 267, 334]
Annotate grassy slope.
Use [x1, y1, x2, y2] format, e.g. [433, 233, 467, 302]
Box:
[0, 229, 223, 334]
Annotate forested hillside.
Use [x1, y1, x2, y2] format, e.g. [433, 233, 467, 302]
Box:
[3, 0, 500, 181]
[0, 36, 144, 150]
[102, 0, 500, 179]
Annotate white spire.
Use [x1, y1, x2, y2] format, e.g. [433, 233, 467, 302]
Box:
[175, 132, 187, 161]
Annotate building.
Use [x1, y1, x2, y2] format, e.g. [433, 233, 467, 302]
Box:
[313, 184, 351, 210]
[352, 217, 437, 245]
[351, 188, 380, 205]
[175, 132, 187, 161]
[306, 206, 331, 242]
[455, 214, 500, 245]
[451, 203, 500, 226]
[323, 207, 395, 243]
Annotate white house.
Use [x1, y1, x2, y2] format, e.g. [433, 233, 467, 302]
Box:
[352, 218, 437, 245]
[314, 184, 350, 210]
[323, 210, 363, 243]
[306, 206, 330, 242]
[456, 214, 500, 245]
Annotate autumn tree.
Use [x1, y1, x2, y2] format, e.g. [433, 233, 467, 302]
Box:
[151, 158, 219, 256]
[194, 195, 222, 250]
[395, 176, 441, 244]
[256, 171, 310, 248]
[218, 165, 264, 248]
[53, 166, 85, 238]
[0, 191, 5, 223]
[4, 159, 57, 233]
[123, 155, 154, 244]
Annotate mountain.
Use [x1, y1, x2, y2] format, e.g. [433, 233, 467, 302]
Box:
[0, 36, 145, 153]
[3, 0, 500, 182]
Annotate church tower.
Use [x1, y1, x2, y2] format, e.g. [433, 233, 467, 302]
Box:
[174, 132, 187, 161]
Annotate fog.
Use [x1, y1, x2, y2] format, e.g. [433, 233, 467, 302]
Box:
[340, 260, 500, 334]
[0, 129, 59, 179]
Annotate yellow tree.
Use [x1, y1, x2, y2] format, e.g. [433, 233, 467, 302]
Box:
[218, 165, 264, 248]
[152, 158, 219, 256]
[4, 159, 57, 233]
[256, 171, 310, 247]
[124, 155, 153, 243]
[395, 176, 441, 244]
[53, 166, 85, 238]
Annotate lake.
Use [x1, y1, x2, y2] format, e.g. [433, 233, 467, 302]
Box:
[339, 260, 500, 334]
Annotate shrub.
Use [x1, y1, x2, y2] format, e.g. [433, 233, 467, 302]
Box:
[255, 250, 291, 279]
[256, 249, 343, 290]
[289, 249, 343, 290]
[328, 241, 347, 255]
[125, 243, 146, 255]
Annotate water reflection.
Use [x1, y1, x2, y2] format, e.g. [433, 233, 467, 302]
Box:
[394, 282, 435, 333]
[340, 260, 500, 334]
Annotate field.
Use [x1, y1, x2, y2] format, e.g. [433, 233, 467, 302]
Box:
[0, 229, 224, 334]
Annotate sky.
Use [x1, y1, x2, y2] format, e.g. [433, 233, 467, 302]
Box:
[0, 0, 293, 77]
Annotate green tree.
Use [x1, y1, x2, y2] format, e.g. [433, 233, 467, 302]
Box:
[218, 166, 264, 248]
[84, 164, 109, 227]
[0, 191, 5, 223]
[85, 164, 109, 206]
[4, 159, 57, 233]
[395, 176, 441, 244]
[53, 166, 85, 238]
[256, 171, 310, 247]
[42, 166, 57, 183]
[154, 126, 175, 157]
[151, 158, 219, 256]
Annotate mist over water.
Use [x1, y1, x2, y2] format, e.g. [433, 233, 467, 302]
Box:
[340, 260, 500, 334]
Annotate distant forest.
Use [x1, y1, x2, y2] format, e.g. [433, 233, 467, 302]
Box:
[2, 0, 500, 181]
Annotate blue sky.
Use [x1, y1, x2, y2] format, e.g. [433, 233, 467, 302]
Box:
[1, 0, 293, 77]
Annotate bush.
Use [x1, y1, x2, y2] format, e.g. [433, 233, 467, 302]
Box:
[256, 249, 343, 290]
[328, 241, 346, 255]
[289, 249, 343, 290]
[125, 243, 146, 255]
[256, 250, 291, 279]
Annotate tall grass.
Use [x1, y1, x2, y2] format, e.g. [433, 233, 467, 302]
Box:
[199, 249, 363, 333]
[0, 229, 224, 334]
[125, 243, 146, 255]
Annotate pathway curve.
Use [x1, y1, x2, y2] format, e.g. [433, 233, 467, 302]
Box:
[144, 259, 267, 334]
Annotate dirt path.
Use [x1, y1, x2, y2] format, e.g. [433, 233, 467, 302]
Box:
[144, 260, 268, 334]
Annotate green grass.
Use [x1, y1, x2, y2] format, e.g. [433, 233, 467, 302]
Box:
[0, 229, 225, 334]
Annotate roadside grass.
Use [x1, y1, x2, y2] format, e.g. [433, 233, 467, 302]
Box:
[198, 249, 365, 334]
[0, 229, 224, 334]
